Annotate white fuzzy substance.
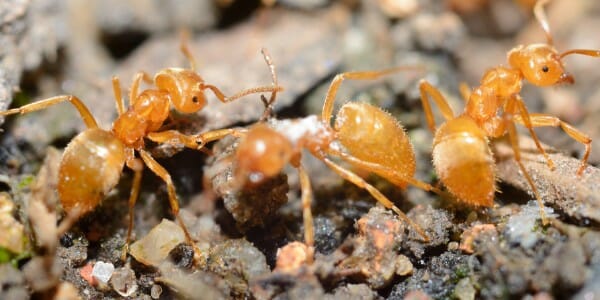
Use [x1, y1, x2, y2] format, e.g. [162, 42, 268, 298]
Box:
[271, 115, 330, 146]
[505, 201, 556, 249]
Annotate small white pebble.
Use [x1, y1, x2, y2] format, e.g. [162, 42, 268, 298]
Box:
[91, 261, 115, 284]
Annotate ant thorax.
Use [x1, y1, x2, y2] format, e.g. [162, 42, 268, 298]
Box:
[268, 115, 334, 149]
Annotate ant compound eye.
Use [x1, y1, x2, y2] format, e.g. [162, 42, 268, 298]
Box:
[192, 96, 199, 103]
[542, 66, 549, 73]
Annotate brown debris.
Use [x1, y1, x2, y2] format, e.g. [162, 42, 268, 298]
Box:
[337, 207, 405, 289]
[459, 224, 497, 254]
[275, 241, 311, 274]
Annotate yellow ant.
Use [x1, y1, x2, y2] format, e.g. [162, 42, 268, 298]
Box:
[0, 34, 283, 260]
[215, 50, 447, 263]
[418, 0, 598, 223]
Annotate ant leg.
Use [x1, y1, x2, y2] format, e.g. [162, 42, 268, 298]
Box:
[202, 83, 283, 104]
[296, 164, 315, 263]
[179, 29, 197, 72]
[112, 76, 125, 115]
[514, 113, 592, 176]
[418, 80, 456, 133]
[321, 67, 423, 124]
[138, 149, 202, 261]
[129, 71, 153, 106]
[505, 114, 548, 225]
[0, 95, 98, 128]
[147, 128, 247, 150]
[513, 98, 555, 171]
[328, 148, 447, 197]
[122, 150, 143, 261]
[320, 157, 430, 241]
[459, 82, 471, 103]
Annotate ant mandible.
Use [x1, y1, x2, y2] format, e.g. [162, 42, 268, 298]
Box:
[418, 0, 598, 224]
[220, 50, 447, 263]
[0, 34, 283, 260]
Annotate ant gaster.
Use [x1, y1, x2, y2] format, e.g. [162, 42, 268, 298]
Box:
[418, 0, 598, 223]
[0, 35, 283, 260]
[223, 51, 446, 263]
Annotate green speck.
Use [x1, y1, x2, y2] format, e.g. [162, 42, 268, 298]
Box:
[0, 247, 12, 264]
[17, 175, 35, 190]
[12, 92, 32, 107]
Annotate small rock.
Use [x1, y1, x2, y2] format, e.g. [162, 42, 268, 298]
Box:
[150, 284, 163, 299]
[337, 207, 405, 289]
[110, 265, 138, 297]
[129, 219, 186, 267]
[91, 261, 115, 285]
[395, 255, 414, 276]
[207, 239, 270, 298]
[452, 278, 475, 300]
[275, 241, 311, 274]
[325, 283, 380, 300]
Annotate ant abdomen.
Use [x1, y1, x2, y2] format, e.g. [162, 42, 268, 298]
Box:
[335, 102, 416, 188]
[432, 116, 495, 207]
[58, 128, 126, 215]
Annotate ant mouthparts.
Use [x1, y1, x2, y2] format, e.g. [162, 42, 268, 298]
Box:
[558, 73, 574, 85]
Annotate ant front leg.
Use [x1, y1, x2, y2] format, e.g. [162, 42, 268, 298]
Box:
[129, 71, 154, 105]
[138, 149, 203, 263]
[321, 67, 422, 124]
[147, 128, 247, 151]
[513, 113, 592, 176]
[504, 112, 548, 225]
[458, 82, 471, 104]
[418, 80, 456, 133]
[513, 98, 556, 171]
[0, 95, 98, 129]
[320, 156, 430, 242]
[112, 76, 125, 115]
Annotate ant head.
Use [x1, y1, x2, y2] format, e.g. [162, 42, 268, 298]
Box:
[508, 44, 573, 87]
[155, 69, 207, 113]
[235, 123, 293, 185]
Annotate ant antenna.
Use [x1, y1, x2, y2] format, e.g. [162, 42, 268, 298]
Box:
[259, 48, 278, 121]
[179, 29, 197, 72]
[534, 0, 553, 45]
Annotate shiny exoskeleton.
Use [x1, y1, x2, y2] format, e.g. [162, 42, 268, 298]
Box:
[419, 0, 598, 223]
[227, 66, 444, 263]
[0, 39, 283, 261]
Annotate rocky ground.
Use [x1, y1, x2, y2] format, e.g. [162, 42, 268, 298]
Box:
[1, 0, 599, 299]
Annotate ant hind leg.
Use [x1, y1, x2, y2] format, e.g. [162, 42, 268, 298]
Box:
[418, 80, 456, 133]
[320, 157, 430, 242]
[297, 164, 315, 263]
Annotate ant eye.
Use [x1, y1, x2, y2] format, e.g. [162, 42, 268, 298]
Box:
[192, 96, 199, 103]
[542, 66, 549, 73]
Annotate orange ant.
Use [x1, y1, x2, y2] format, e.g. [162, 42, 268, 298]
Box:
[418, 0, 598, 224]
[0, 36, 283, 260]
[218, 50, 447, 263]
